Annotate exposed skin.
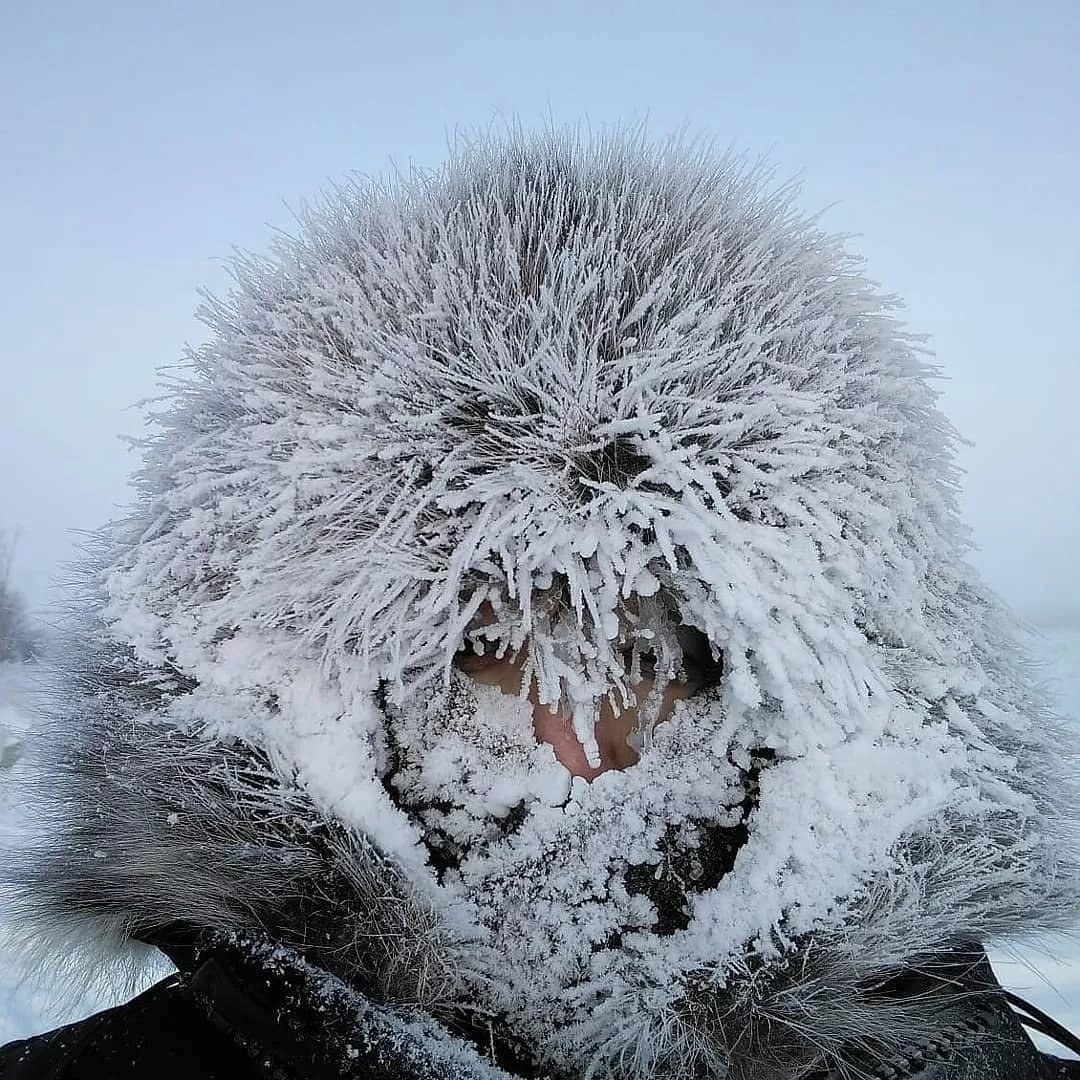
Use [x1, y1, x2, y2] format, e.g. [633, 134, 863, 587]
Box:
[453, 605, 696, 780]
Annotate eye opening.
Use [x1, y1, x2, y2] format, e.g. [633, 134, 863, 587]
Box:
[615, 626, 723, 693]
[453, 622, 724, 695]
[677, 625, 724, 692]
[618, 644, 658, 678]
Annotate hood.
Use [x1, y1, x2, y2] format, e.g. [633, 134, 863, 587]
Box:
[10, 127, 1080, 1079]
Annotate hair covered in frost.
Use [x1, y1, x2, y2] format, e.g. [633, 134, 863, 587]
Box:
[110, 129, 966, 743]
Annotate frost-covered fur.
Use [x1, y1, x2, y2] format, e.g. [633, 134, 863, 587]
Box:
[7, 128, 1080, 1079]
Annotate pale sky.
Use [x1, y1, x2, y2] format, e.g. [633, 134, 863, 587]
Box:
[2, 0, 1077, 623]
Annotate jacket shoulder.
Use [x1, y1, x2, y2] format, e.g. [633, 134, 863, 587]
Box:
[0, 975, 262, 1080]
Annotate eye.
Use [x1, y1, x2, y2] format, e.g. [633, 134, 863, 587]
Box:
[677, 626, 724, 691]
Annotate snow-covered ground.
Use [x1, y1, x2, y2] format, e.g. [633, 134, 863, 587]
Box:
[986, 623, 1080, 1056]
[0, 664, 168, 1045]
[1, 625, 1079, 1052]
[0, 662, 40, 1044]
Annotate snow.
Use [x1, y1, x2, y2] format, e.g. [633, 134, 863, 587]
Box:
[985, 624, 1080, 1059]
[0, 665, 159, 1043]
[0, 627, 1077, 1051]
[1, 141, 1077, 1072]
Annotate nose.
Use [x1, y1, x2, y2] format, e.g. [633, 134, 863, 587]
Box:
[529, 687, 642, 780]
[529, 675, 695, 780]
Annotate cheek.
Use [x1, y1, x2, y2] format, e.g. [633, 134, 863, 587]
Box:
[453, 655, 525, 696]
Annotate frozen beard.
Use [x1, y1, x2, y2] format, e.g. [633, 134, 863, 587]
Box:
[381, 669, 765, 1068]
[375, 643, 975, 1075]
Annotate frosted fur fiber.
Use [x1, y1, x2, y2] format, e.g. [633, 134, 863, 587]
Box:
[9, 128, 1080, 1079]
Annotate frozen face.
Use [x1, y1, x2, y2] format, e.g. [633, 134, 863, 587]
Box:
[451, 602, 721, 779]
[379, 611, 754, 1068]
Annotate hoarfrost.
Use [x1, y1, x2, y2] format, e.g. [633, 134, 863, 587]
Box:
[69, 130, 1073, 1067]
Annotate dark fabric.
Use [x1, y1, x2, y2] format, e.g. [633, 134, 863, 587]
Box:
[801, 948, 1075, 1080]
[182, 935, 507, 1080]
[2, 943, 1076, 1080]
[0, 936, 506, 1080]
[0, 975, 260, 1079]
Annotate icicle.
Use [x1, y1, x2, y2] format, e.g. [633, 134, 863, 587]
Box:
[571, 697, 602, 770]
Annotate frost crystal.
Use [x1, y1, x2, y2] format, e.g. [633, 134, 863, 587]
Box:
[90, 128, 1074, 1073]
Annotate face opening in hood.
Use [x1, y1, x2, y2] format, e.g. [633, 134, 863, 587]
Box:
[449, 594, 726, 778]
[377, 650, 769, 1067]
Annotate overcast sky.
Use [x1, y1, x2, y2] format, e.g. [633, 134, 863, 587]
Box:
[2, 0, 1077, 625]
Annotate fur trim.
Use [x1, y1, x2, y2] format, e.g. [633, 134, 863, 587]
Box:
[7, 127, 1080, 1079]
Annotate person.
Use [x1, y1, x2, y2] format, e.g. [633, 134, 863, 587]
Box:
[2, 128, 1079, 1079]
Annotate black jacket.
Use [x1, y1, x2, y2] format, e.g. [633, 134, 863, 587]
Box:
[4, 939, 1079, 1080]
